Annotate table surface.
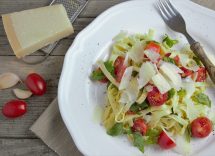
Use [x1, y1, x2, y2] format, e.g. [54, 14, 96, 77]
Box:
[0, 0, 215, 155]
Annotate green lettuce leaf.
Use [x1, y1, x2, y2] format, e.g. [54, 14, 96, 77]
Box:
[163, 35, 178, 48]
[144, 129, 161, 145]
[192, 93, 211, 107]
[133, 132, 145, 153]
[104, 61, 115, 77]
[130, 101, 149, 113]
[107, 123, 124, 136]
[163, 57, 176, 64]
[168, 88, 175, 100]
[90, 70, 105, 81]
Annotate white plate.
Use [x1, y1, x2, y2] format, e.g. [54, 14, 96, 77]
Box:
[58, 0, 215, 155]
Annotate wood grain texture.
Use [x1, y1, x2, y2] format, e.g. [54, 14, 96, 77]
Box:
[0, 0, 215, 156]
[0, 56, 63, 137]
[0, 139, 57, 156]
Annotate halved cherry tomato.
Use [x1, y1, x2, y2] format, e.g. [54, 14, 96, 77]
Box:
[173, 55, 180, 65]
[114, 56, 126, 82]
[145, 42, 161, 54]
[191, 117, 212, 138]
[165, 53, 171, 57]
[158, 131, 176, 149]
[180, 67, 193, 78]
[26, 73, 47, 96]
[2, 100, 27, 118]
[147, 87, 168, 106]
[196, 67, 206, 82]
[126, 110, 136, 115]
[132, 118, 147, 135]
[99, 77, 109, 83]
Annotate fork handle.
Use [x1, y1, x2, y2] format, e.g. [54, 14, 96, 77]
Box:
[191, 42, 215, 84]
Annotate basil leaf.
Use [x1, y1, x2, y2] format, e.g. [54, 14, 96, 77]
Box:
[144, 129, 161, 145]
[168, 88, 175, 100]
[163, 57, 176, 64]
[104, 61, 115, 77]
[130, 101, 149, 113]
[163, 35, 178, 48]
[90, 70, 105, 81]
[133, 132, 145, 153]
[192, 93, 211, 107]
[107, 123, 124, 136]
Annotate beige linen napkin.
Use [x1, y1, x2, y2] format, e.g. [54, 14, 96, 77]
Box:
[30, 1, 215, 156]
[30, 98, 82, 156]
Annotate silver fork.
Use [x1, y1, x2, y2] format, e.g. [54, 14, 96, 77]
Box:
[157, 0, 215, 83]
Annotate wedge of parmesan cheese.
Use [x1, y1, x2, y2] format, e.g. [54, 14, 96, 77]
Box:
[2, 4, 74, 58]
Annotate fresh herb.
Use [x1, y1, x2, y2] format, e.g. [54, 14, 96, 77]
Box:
[192, 93, 211, 107]
[133, 132, 145, 153]
[168, 88, 175, 100]
[162, 34, 178, 48]
[177, 89, 186, 98]
[91, 61, 114, 81]
[107, 123, 124, 136]
[193, 56, 202, 66]
[144, 129, 161, 145]
[90, 69, 105, 81]
[130, 101, 149, 113]
[163, 57, 176, 64]
[104, 61, 115, 77]
[123, 127, 132, 134]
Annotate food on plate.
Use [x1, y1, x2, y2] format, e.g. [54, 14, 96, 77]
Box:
[26, 73, 47, 96]
[2, 4, 74, 58]
[2, 100, 27, 118]
[90, 30, 215, 154]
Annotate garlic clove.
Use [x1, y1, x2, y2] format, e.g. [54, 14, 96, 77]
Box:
[13, 88, 32, 99]
[0, 73, 20, 90]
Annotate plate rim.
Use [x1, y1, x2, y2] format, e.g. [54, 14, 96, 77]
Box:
[58, 0, 215, 155]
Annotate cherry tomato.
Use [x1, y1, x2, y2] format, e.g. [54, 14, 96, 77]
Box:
[165, 53, 171, 57]
[2, 100, 27, 118]
[145, 42, 161, 54]
[132, 118, 148, 135]
[147, 87, 168, 106]
[173, 55, 180, 65]
[126, 110, 136, 115]
[180, 67, 193, 78]
[196, 67, 206, 82]
[26, 73, 47, 96]
[114, 56, 126, 82]
[158, 131, 176, 149]
[99, 77, 109, 83]
[191, 117, 212, 138]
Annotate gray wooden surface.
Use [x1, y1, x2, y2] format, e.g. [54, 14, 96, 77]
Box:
[0, 0, 214, 155]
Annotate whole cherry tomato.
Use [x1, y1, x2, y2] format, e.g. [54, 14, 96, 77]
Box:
[2, 100, 27, 118]
[191, 117, 212, 138]
[26, 73, 47, 96]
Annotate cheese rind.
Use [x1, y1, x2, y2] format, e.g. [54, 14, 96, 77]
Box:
[2, 4, 74, 58]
